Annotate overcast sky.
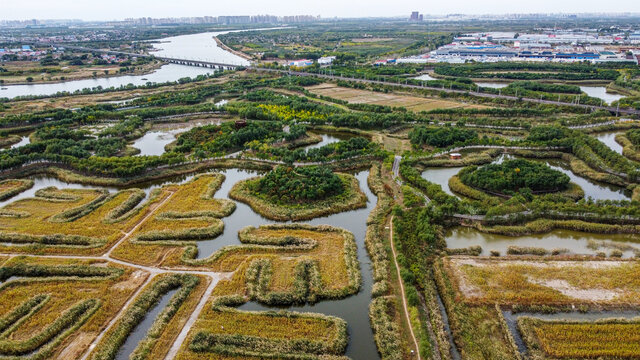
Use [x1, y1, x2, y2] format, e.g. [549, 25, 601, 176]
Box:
[3, 0, 640, 21]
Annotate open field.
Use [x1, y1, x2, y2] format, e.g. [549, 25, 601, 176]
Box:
[519, 317, 640, 359]
[306, 83, 486, 112]
[0, 256, 147, 359]
[444, 257, 640, 305]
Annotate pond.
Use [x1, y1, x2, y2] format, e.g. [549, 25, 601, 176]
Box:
[446, 226, 640, 257]
[420, 154, 631, 201]
[10, 136, 30, 149]
[421, 167, 464, 197]
[0, 168, 380, 360]
[475, 81, 509, 89]
[414, 74, 437, 81]
[579, 86, 625, 105]
[303, 131, 355, 151]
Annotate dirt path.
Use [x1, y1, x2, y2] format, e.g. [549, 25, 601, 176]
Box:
[80, 273, 156, 360]
[389, 215, 421, 360]
[105, 189, 176, 257]
[163, 273, 227, 360]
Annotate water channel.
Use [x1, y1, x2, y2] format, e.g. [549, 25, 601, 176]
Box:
[593, 131, 624, 155]
[0, 161, 379, 360]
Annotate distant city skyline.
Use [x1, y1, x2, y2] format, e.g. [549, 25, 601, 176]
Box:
[3, 0, 640, 21]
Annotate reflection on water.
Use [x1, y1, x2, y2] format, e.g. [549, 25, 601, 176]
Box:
[446, 226, 640, 257]
[0, 64, 213, 99]
[579, 86, 625, 105]
[414, 74, 437, 81]
[132, 129, 185, 156]
[593, 131, 624, 155]
[421, 167, 463, 197]
[0, 169, 379, 359]
[115, 289, 178, 360]
[476, 81, 508, 89]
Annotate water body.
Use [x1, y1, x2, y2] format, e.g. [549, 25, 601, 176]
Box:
[421, 167, 463, 197]
[593, 131, 624, 154]
[414, 74, 437, 81]
[475, 81, 509, 89]
[579, 86, 625, 105]
[131, 129, 187, 156]
[115, 288, 178, 360]
[238, 170, 380, 360]
[446, 226, 640, 257]
[0, 64, 213, 99]
[0, 168, 379, 359]
[10, 136, 30, 149]
[303, 132, 355, 151]
[150, 30, 251, 66]
[542, 159, 631, 201]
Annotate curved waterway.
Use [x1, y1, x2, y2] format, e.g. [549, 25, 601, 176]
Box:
[420, 155, 631, 201]
[579, 86, 625, 105]
[0, 169, 379, 359]
[593, 131, 624, 154]
[0, 64, 213, 99]
[1, 27, 280, 99]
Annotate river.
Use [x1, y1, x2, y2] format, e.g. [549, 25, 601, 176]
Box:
[0, 28, 261, 99]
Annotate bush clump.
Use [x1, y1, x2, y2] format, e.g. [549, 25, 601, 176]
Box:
[459, 159, 570, 195]
[252, 166, 344, 204]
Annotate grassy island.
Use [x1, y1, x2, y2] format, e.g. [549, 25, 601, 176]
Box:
[229, 166, 367, 221]
[459, 159, 570, 196]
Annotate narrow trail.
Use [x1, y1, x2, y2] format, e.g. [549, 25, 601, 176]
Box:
[164, 274, 225, 360]
[389, 215, 422, 360]
[105, 189, 176, 257]
[80, 273, 157, 360]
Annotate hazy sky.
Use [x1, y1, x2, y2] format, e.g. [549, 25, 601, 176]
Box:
[3, 0, 640, 21]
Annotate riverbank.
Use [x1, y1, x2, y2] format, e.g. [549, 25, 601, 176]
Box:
[213, 36, 253, 61]
[0, 61, 163, 86]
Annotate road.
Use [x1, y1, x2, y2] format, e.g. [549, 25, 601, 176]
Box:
[255, 68, 640, 116]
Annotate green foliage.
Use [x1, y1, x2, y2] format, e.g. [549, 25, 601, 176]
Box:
[459, 159, 570, 194]
[409, 126, 478, 148]
[253, 166, 344, 204]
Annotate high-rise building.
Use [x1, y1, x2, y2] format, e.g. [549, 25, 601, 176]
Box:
[410, 11, 423, 21]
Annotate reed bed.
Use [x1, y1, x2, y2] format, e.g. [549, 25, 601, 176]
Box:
[0, 179, 34, 201]
[0, 258, 144, 359]
[89, 273, 201, 360]
[519, 317, 640, 360]
[444, 257, 640, 306]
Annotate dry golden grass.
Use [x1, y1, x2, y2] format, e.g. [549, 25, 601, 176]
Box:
[0, 257, 147, 359]
[174, 296, 346, 360]
[520, 317, 640, 359]
[306, 83, 486, 111]
[445, 257, 640, 306]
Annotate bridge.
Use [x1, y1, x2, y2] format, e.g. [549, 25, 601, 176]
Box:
[32, 42, 244, 70]
[28, 42, 640, 116]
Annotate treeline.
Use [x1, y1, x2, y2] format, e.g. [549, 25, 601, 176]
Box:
[252, 166, 344, 203]
[434, 62, 622, 81]
[409, 126, 478, 148]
